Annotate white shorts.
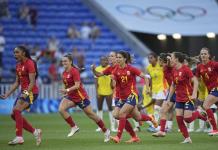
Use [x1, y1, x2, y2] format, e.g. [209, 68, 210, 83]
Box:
[112, 98, 116, 107]
[211, 104, 217, 109]
[152, 91, 167, 100]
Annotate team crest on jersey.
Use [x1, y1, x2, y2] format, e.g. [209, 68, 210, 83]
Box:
[179, 72, 182, 76]
[117, 72, 120, 75]
[208, 67, 212, 72]
[22, 66, 25, 71]
[67, 74, 71, 78]
[127, 71, 130, 75]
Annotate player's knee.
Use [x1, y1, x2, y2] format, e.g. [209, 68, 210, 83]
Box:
[118, 112, 127, 118]
[203, 103, 210, 110]
[58, 107, 65, 114]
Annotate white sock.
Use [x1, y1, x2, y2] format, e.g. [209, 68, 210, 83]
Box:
[199, 119, 205, 129]
[167, 121, 173, 130]
[154, 105, 161, 122]
[97, 110, 103, 120]
[108, 111, 116, 130]
[189, 121, 195, 130]
[133, 119, 140, 128]
[214, 112, 217, 124]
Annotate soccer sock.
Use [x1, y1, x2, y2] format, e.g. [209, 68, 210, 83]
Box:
[65, 116, 76, 127]
[97, 110, 103, 119]
[140, 114, 152, 121]
[11, 114, 35, 133]
[206, 109, 217, 130]
[184, 111, 207, 123]
[96, 119, 107, 132]
[125, 120, 136, 137]
[167, 120, 173, 130]
[199, 119, 205, 129]
[14, 109, 23, 137]
[22, 117, 35, 133]
[117, 117, 126, 139]
[160, 119, 167, 132]
[133, 119, 140, 128]
[176, 116, 189, 138]
[154, 105, 161, 122]
[188, 121, 195, 131]
[108, 111, 115, 130]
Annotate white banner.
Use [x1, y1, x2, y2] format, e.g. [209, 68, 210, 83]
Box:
[94, 0, 218, 36]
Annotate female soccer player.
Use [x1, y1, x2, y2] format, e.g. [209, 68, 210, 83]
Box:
[152, 53, 175, 137]
[0, 45, 42, 146]
[168, 52, 207, 143]
[146, 53, 166, 124]
[95, 56, 113, 132]
[196, 48, 218, 135]
[58, 54, 110, 142]
[109, 51, 158, 143]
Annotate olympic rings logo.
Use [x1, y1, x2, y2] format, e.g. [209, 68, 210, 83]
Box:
[116, 5, 207, 22]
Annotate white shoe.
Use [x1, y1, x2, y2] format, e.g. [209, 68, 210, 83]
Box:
[34, 129, 42, 146]
[208, 130, 218, 136]
[67, 126, 79, 137]
[104, 129, 110, 142]
[180, 137, 192, 144]
[195, 128, 204, 132]
[204, 128, 211, 133]
[152, 131, 166, 137]
[96, 127, 101, 132]
[8, 137, 24, 145]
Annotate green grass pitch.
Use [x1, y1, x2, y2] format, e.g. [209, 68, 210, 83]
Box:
[0, 113, 217, 150]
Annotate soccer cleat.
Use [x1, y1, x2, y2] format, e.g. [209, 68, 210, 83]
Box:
[34, 129, 42, 146]
[180, 137, 192, 144]
[110, 136, 120, 143]
[208, 130, 218, 136]
[125, 136, 140, 143]
[147, 126, 157, 133]
[152, 131, 166, 137]
[95, 127, 101, 132]
[8, 137, 24, 145]
[149, 115, 158, 128]
[67, 126, 79, 137]
[104, 129, 110, 142]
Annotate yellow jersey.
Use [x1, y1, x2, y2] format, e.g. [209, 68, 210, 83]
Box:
[198, 78, 208, 101]
[95, 65, 113, 96]
[146, 63, 165, 94]
[142, 85, 154, 115]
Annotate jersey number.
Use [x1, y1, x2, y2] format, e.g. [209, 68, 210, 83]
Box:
[121, 76, 128, 83]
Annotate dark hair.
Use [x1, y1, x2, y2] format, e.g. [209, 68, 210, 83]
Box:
[148, 52, 158, 60]
[159, 53, 171, 63]
[16, 45, 38, 79]
[63, 53, 85, 72]
[117, 50, 130, 64]
[201, 47, 210, 54]
[63, 53, 74, 66]
[125, 51, 132, 64]
[173, 52, 185, 63]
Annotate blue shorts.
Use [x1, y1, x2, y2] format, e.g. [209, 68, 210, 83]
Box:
[14, 92, 38, 109]
[175, 101, 194, 111]
[115, 94, 138, 108]
[209, 88, 218, 97]
[114, 98, 119, 106]
[75, 99, 90, 109]
[64, 96, 90, 109]
[165, 92, 176, 103]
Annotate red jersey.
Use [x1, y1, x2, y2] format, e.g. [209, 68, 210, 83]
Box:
[172, 65, 193, 102]
[103, 64, 120, 99]
[112, 64, 141, 99]
[163, 66, 174, 87]
[16, 59, 38, 94]
[196, 61, 218, 92]
[62, 67, 88, 102]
